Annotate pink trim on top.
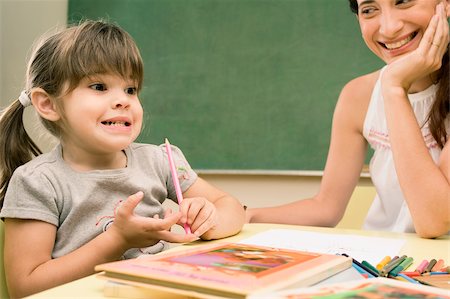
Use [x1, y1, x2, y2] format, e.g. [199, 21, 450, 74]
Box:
[367, 129, 439, 150]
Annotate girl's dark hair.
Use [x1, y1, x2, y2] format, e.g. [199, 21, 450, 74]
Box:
[0, 20, 144, 208]
[348, 0, 449, 148]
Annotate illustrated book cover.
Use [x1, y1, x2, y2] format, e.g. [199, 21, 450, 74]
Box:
[247, 277, 450, 299]
[414, 274, 450, 290]
[95, 242, 352, 299]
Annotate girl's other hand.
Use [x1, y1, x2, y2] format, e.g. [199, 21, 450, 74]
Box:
[108, 191, 198, 250]
[179, 197, 219, 238]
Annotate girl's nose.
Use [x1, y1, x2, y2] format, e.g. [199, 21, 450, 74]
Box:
[112, 92, 131, 109]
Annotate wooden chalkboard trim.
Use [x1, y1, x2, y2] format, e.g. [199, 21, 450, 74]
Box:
[196, 169, 371, 178]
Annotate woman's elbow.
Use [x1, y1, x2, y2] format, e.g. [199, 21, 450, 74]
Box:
[316, 207, 345, 227]
[415, 221, 450, 239]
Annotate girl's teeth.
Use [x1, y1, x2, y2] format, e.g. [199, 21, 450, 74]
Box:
[104, 121, 126, 126]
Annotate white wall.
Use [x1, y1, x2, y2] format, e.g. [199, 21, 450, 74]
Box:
[1, 0, 68, 107]
[0, 0, 67, 151]
[0, 0, 373, 211]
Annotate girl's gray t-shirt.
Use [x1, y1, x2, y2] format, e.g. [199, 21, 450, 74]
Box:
[0, 142, 197, 258]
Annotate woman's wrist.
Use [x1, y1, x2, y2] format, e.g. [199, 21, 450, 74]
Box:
[381, 80, 409, 101]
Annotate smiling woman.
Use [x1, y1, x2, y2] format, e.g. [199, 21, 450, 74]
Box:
[248, 0, 450, 239]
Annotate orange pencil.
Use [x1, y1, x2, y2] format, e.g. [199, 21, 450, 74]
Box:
[432, 259, 445, 272]
[399, 271, 421, 277]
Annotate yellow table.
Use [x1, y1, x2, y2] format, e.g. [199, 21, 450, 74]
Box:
[26, 223, 450, 298]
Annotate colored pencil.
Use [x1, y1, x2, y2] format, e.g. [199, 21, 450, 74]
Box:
[424, 259, 437, 273]
[431, 259, 444, 272]
[396, 273, 421, 284]
[415, 259, 429, 274]
[165, 138, 192, 234]
[389, 257, 414, 277]
[341, 254, 379, 277]
[376, 256, 391, 270]
[380, 255, 406, 277]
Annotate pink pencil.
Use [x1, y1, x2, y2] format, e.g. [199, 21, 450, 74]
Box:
[165, 138, 192, 234]
[415, 259, 429, 274]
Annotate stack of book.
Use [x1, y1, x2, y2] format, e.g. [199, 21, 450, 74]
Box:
[95, 242, 352, 299]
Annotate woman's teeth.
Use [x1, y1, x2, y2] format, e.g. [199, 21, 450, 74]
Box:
[384, 34, 414, 50]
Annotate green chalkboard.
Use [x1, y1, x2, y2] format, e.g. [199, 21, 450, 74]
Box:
[68, 0, 382, 171]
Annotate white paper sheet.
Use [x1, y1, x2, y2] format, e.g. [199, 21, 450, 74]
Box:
[238, 229, 406, 265]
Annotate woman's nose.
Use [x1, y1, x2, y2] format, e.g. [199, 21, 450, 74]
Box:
[379, 10, 403, 38]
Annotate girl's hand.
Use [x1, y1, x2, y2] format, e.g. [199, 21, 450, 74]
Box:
[108, 191, 198, 250]
[382, 2, 449, 91]
[179, 196, 219, 237]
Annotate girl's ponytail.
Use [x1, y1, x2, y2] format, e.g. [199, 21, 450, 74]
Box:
[0, 99, 42, 208]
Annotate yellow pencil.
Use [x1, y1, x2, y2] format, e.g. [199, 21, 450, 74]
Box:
[376, 256, 391, 271]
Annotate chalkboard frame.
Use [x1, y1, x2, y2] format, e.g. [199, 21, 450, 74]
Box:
[68, 0, 382, 171]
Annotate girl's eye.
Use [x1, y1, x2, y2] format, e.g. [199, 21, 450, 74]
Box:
[125, 87, 137, 95]
[90, 83, 106, 91]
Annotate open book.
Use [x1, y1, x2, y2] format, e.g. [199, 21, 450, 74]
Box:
[95, 242, 352, 299]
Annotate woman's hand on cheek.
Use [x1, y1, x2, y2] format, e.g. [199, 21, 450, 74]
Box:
[383, 2, 449, 90]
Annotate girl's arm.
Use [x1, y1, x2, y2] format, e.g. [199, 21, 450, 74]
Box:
[381, 4, 450, 238]
[4, 218, 125, 298]
[247, 73, 375, 227]
[4, 192, 198, 298]
[182, 177, 245, 240]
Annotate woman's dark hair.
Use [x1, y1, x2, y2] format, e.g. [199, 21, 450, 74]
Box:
[347, 0, 449, 148]
[348, 0, 358, 14]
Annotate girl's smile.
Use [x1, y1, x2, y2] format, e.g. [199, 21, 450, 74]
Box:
[100, 116, 133, 133]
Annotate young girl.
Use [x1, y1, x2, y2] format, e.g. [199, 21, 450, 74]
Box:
[0, 20, 245, 298]
[247, 0, 450, 238]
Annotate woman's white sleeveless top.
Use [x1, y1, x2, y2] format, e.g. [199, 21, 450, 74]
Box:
[362, 68, 443, 233]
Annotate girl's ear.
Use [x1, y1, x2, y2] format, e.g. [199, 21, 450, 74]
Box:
[30, 88, 61, 121]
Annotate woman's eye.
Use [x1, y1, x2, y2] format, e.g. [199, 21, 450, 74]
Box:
[360, 7, 376, 15]
[125, 87, 137, 95]
[395, 0, 411, 5]
[90, 84, 106, 91]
